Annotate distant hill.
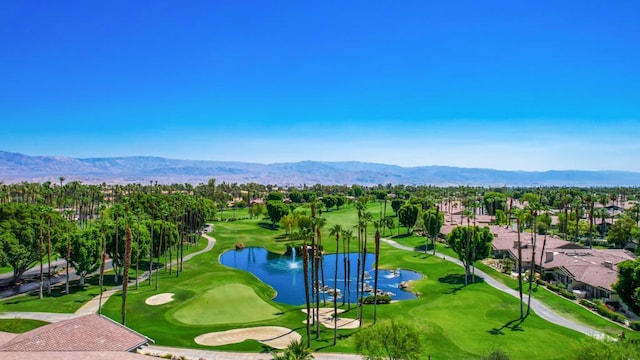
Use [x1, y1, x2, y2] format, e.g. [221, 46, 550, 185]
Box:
[1, 151, 639, 186]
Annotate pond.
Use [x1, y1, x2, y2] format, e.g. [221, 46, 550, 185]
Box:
[220, 247, 422, 305]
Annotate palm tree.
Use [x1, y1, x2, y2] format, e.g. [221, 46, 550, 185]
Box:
[64, 209, 74, 294]
[537, 206, 551, 287]
[358, 211, 373, 325]
[313, 215, 327, 337]
[38, 208, 44, 299]
[341, 229, 353, 309]
[328, 223, 342, 345]
[98, 221, 107, 314]
[272, 339, 314, 360]
[586, 194, 595, 249]
[122, 226, 133, 325]
[513, 208, 525, 320]
[149, 200, 155, 286]
[523, 196, 539, 318]
[301, 228, 312, 347]
[46, 210, 52, 295]
[373, 230, 381, 323]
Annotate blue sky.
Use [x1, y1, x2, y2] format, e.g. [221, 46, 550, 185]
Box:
[1, 1, 639, 171]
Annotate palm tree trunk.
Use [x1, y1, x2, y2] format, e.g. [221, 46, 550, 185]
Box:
[39, 216, 44, 299]
[526, 214, 537, 318]
[122, 227, 133, 325]
[98, 229, 106, 314]
[517, 218, 524, 320]
[358, 228, 367, 326]
[66, 219, 71, 294]
[155, 220, 165, 291]
[373, 230, 380, 323]
[333, 232, 339, 345]
[46, 215, 52, 295]
[302, 238, 311, 348]
[149, 209, 154, 286]
[342, 234, 348, 307]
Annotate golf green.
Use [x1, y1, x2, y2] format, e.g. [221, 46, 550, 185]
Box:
[172, 283, 281, 325]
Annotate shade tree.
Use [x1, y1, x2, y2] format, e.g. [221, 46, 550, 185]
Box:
[447, 225, 493, 285]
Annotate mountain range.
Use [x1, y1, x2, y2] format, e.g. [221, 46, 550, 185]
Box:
[1, 151, 638, 187]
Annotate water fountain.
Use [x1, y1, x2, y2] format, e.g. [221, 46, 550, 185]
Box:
[288, 247, 299, 269]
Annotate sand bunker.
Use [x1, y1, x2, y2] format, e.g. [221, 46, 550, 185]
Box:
[301, 307, 360, 329]
[194, 326, 301, 349]
[145, 293, 175, 306]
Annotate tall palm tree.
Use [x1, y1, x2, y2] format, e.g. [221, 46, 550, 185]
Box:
[98, 221, 107, 314]
[149, 200, 155, 286]
[313, 214, 327, 337]
[341, 229, 353, 309]
[586, 194, 595, 249]
[301, 228, 312, 348]
[537, 206, 551, 287]
[354, 201, 366, 308]
[64, 209, 74, 294]
[358, 211, 373, 325]
[373, 230, 381, 323]
[46, 210, 52, 295]
[38, 209, 44, 299]
[513, 208, 525, 320]
[524, 197, 539, 318]
[328, 223, 342, 345]
[122, 226, 133, 325]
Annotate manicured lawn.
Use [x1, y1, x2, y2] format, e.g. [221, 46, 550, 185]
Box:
[101, 208, 587, 359]
[0, 319, 49, 333]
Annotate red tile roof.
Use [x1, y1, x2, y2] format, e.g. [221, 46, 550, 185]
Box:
[0, 315, 150, 352]
[541, 249, 636, 291]
[1, 351, 149, 359]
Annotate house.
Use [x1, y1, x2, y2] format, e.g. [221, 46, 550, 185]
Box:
[540, 249, 636, 301]
[0, 314, 152, 359]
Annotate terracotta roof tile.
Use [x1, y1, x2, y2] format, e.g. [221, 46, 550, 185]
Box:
[1, 351, 149, 359]
[0, 315, 149, 352]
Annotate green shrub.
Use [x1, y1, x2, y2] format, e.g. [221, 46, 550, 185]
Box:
[579, 299, 597, 309]
[361, 295, 392, 304]
[559, 289, 576, 300]
[629, 321, 640, 331]
[595, 303, 626, 324]
[546, 283, 576, 300]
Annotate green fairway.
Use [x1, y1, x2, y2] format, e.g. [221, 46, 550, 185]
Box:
[172, 283, 280, 325]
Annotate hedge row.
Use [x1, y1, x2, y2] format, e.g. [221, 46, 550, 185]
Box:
[594, 303, 626, 324]
[546, 283, 577, 300]
[579, 298, 597, 310]
[361, 295, 392, 304]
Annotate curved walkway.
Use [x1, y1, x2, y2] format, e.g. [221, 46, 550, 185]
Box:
[382, 238, 607, 339]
